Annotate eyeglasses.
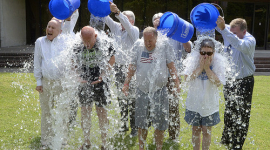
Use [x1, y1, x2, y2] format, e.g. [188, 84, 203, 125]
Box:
[200, 51, 213, 56]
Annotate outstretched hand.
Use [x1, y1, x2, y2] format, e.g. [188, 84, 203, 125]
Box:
[109, 1, 119, 13]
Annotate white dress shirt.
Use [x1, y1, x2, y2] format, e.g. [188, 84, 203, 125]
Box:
[216, 25, 256, 79]
[104, 13, 139, 65]
[61, 10, 79, 34]
[34, 35, 70, 86]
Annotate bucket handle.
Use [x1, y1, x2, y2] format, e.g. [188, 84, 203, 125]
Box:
[211, 3, 224, 18]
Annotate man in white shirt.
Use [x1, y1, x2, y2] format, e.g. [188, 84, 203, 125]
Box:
[103, 1, 139, 136]
[34, 19, 69, 149]
[216, 16, 256, 150]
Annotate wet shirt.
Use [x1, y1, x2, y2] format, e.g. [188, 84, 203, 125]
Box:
[74, 39, 114, 82]
[131, 39, 175, 93]
[34, 35, 70, 86]
[183, 52, 226, 117]
[216, 25, 256, 79]
[104, 12, 139, 65]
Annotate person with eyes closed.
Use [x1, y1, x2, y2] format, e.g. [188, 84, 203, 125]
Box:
[182, 38, 226, 150]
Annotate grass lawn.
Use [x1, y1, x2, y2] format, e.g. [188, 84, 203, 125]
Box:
[0, 72, 269, 149]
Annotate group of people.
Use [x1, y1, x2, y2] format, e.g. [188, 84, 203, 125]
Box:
[34, 2, 256, 150]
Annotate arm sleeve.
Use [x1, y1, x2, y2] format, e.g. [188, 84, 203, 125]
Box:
[165, 42, 176, 64]
[34, 38, 43, 86]
[216, 24, 256, 55]
[69, 10, 79, 33]
[116, 13, 139, 42]
[130, 40, 140, 66]
[104, 16, 121, 34]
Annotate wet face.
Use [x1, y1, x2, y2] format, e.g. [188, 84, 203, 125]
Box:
[46, 20, 61, 41]
[81, 32, 97, 50]
[230, 25, 246, 39]
[200, 47, 214, 62]
[144, 32, 157, 51]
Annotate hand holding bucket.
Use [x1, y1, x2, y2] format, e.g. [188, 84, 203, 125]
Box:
[157, 12, 194, 43]
[49, 0, 81, 20]
[88, 0, 113, 17]
[190, 3, 224, 30]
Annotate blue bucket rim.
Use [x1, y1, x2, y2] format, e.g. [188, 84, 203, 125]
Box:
[190, 3, 220, 29]
[88, 0, 112, 17]
[158, 12, 179, 38]
[49, 0, 75, 20]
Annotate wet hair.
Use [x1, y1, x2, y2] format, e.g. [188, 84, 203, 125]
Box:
[200, 39, 215, 52]
[230, 18, 247, 31]
[143, 27, 157, 37]
[123, 11, 135, 23]
[152, 13, 163, 24]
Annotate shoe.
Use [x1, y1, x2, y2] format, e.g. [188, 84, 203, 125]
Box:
[78, 143, 91, 150]
[130, 129, 138, 137]
[101, 146, 107, 150]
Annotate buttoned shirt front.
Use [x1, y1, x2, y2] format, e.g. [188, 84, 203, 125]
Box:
[34, 35, 69, 86]
[216, 25, 256, 79]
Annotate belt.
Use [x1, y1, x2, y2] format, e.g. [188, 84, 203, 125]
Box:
[236, 75, 253, 81]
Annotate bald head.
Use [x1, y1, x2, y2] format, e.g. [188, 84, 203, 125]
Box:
[81, 26, 97, 49]
[46, 20, 62, 41]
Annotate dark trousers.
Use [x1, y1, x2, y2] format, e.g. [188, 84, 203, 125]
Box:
[115, 65, 136, 131]
[167, 77, 180, 140]
[222, 76, 254, 150]
[118, 98, 136, 131]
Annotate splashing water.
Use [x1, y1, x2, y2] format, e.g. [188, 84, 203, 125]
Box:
[1, 25, 258, 149]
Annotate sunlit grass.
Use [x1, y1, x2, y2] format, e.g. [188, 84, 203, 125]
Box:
[0, 73, 269, 149]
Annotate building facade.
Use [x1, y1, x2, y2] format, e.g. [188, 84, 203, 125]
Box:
[1, 0, 270, 50]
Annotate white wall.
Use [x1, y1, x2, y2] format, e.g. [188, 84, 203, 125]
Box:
[0, 0, 26, 47]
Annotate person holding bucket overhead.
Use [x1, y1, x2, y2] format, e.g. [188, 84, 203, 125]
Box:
[103, 1, 139, 137]
[152, 12, 192, 141]
[216, 16, 256, 150]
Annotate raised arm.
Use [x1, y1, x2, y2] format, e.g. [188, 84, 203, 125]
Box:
[216, 16, 256, 55]
[116, 13, 139, 42]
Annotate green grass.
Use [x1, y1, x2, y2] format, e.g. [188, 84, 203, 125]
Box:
[0, 73, 269, 149]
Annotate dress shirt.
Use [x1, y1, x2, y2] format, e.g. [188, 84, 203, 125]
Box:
[62, 10, 79, 34]
[34, 36, 69, 86]
[104, 12, 139, 65]
[216, 25, 256, 79]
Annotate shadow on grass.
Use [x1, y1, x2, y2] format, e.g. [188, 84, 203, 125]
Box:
[109, 132, 138, 149]
[163, 139, 181, 150]
[29, 136, 41, 150]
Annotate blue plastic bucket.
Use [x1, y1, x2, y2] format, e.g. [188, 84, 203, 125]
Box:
[157, 12, 194, 43]
[88, 0, 113, 17]
[49, 0, 81, 20]
[190, 3, 220, 30]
